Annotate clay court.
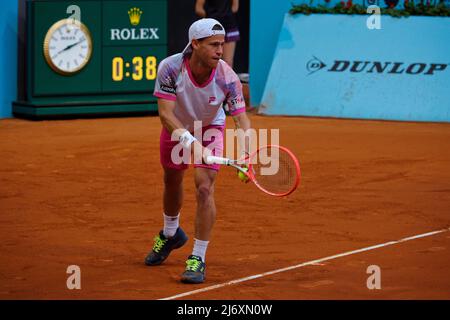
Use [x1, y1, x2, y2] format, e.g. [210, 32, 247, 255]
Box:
[1, 114, 450, 299]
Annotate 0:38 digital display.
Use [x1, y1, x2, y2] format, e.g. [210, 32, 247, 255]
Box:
[102, 46, 165, 92]
[111, 56, 157, 81]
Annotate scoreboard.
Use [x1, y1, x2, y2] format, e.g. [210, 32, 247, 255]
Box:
[13, 0, 167, 118]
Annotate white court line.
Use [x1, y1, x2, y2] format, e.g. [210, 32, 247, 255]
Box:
[159, 227, 450, 300]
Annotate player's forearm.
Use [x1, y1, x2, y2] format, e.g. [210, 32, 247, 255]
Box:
[233, 112, 252, 156]
[233, 112, 251, 132]
[158, 104, 185, 135]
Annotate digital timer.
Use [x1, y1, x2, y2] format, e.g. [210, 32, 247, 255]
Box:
[112, 56, 157, 81]
[102, 46, 166, 92]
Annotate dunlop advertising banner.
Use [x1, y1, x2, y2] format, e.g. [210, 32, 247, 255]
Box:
[260, 14, 450, 122]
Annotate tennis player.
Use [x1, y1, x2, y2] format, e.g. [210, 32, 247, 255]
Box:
[144, 18, 251, 284]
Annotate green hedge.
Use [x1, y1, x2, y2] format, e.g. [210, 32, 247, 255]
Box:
[290, 2, 450, 17]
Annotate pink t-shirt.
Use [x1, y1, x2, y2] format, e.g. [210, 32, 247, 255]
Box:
[153, 53, 246, 132]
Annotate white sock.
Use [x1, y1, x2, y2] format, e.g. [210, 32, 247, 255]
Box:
[192, 238, 209, 262]
[163, 213, 179, 238]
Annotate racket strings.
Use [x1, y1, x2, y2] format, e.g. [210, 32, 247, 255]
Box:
[251, 148, 298, 195]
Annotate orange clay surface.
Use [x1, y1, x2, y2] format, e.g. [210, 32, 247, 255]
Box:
[1, 115, 450, 299]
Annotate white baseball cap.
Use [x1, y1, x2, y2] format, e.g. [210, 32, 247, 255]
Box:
[182, 18, 226, 55]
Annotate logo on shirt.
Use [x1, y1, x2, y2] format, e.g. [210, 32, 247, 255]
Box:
[160, 84, 176, 94]
[208, 96, 216, 103]
[229, 96, 243, 106]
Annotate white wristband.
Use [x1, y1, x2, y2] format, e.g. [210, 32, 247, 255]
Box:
[179, 130, 197, 148]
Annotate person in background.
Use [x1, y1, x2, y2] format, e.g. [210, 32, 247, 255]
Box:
[195, 0, 240, 69]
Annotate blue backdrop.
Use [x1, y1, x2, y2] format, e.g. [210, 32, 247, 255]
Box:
[0, 1, 18, 119]
[260, 14, 450, 122]
[250, 1, 450, 109]
[249, 0, 292, 107]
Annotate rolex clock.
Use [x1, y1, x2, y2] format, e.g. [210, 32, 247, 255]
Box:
[43, 19, 93, 76]
[13, 0, 167, 118]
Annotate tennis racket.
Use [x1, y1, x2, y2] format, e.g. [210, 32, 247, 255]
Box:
[206, 145, 300, 197]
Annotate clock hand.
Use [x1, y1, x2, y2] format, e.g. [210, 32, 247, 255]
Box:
[54, 38, 86, 57]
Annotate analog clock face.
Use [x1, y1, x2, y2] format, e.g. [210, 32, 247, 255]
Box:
[43, 19, 93, 75]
